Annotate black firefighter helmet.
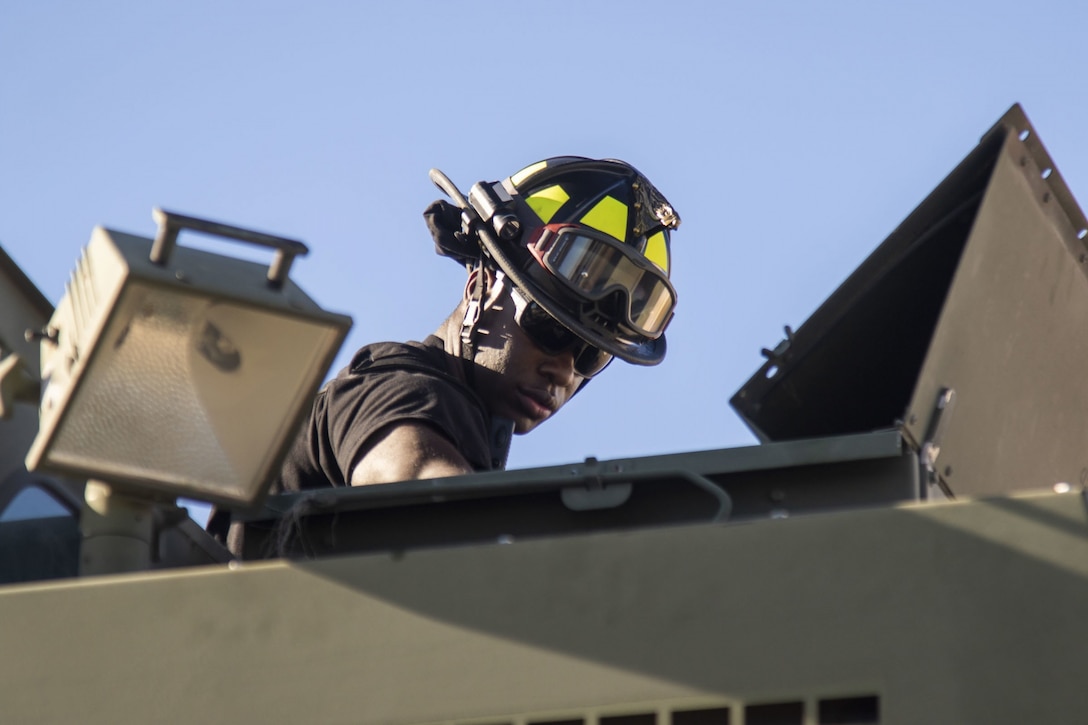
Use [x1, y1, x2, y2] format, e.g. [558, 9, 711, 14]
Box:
[428, 155, 680, 371]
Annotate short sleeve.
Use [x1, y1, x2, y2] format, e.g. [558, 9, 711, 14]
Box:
[322, 360, 492, 478]
[275, 341, 494, 491]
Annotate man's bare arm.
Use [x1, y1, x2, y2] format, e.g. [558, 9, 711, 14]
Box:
[349, 422, 474, 486]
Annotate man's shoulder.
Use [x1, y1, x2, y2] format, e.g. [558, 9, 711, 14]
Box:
[342, 337, 451, 378]
[321, 337, 492, 464]
[323, 337, 476, 402]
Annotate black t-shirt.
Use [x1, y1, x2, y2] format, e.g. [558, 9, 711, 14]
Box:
[275, 336, 498, 491]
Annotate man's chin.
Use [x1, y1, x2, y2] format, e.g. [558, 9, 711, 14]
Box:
[513, 417, 544, 435]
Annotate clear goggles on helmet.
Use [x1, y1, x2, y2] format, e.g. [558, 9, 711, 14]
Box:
[528, 224, 676, 338]
[509, 286, 613, 378]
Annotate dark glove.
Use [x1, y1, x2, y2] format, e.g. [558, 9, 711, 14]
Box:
[424, 199, 480, 265]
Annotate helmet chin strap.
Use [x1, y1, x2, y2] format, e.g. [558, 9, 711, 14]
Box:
[459, 260, 489, 362]
[458, 263, 515, 470]
[488, 415, 514, 470]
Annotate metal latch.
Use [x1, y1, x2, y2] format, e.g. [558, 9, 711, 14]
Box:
[920, 387, 956, 493]
[760, 325, 795, 376]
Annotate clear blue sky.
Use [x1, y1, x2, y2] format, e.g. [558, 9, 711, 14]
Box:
[3, 1, 1087, 521]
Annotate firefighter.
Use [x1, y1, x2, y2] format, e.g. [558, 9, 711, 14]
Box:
[277, 156, 681, 490]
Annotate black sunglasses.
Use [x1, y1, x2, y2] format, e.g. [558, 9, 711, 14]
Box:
[510, 287, 613, 377]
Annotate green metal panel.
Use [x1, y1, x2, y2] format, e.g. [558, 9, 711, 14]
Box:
[0, 243, 52, 366]
[0, 242, 83, 525]
[0, 490, 1084, 723]
[235, 430, 919, 560]
[900, 112, 1088, 497]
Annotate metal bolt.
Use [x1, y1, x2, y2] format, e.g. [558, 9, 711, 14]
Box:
[25, 327, 58, 344]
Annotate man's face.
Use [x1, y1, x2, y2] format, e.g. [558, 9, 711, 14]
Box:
[471, 286, 585, 434]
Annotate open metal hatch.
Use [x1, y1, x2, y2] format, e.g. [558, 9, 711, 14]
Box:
[731, 104, 1088, 499]
[0, 245, 79, 516]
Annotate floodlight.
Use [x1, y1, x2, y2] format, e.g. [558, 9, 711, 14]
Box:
[25, 209, 352, 510]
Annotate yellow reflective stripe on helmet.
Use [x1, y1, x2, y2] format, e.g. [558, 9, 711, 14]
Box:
[525, 184, 570, 223]
[511, 161, 548, 188]
[579, 195, 628, 243]
[644, 230, 669, 273]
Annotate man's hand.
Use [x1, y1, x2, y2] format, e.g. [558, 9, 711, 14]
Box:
[349, 422, 474, 486]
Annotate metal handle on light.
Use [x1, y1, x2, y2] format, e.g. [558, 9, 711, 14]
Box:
[151, 207, 309, 289]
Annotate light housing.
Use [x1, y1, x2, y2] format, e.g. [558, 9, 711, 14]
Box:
[25, 209, 352, 508]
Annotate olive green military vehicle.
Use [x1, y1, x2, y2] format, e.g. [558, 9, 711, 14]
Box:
[1, 105, 1085, 724]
